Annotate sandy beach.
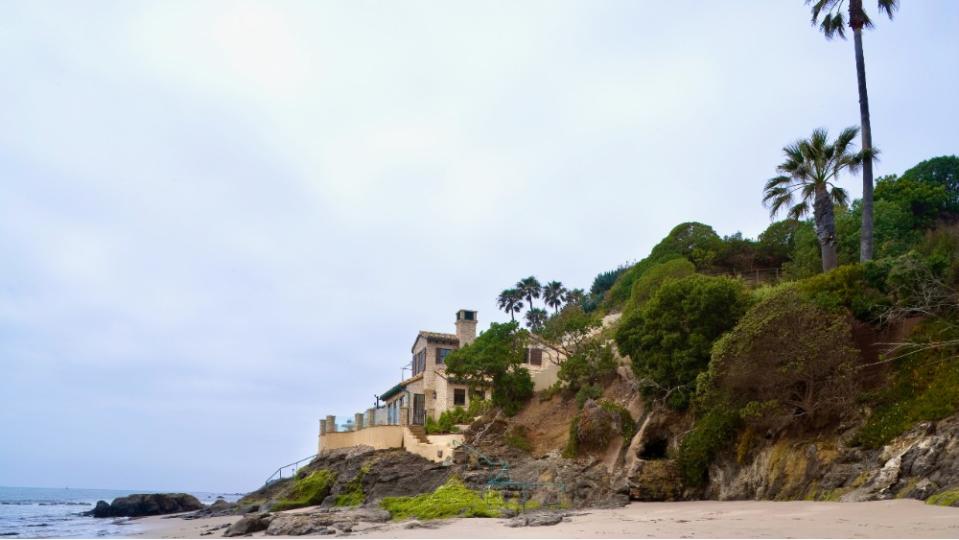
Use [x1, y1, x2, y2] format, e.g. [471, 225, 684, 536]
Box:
[131, 499, 959, 539]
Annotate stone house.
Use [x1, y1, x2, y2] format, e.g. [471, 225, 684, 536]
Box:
[317, 309, 561, 462]
[379, 309, 555, 425]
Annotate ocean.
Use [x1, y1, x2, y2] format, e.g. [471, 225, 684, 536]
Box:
[0, 486, 243, 539]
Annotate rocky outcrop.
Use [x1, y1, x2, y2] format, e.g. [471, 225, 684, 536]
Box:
[704, 415, 959, 503]
[223, 513, 273, 537]
[87, 493, 204, 517]
[183, 498, 238, 520]
[237, 446, 452, 512]
[263, 507, 390, 536]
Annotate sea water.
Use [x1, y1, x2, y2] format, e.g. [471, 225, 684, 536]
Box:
[0, 486, 243, 538]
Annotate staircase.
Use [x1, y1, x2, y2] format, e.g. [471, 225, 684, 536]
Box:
[407, 425, 430, 444]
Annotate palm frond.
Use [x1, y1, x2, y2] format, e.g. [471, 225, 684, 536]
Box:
[787, 201, 811, 220]
[832, 186, 850, 208]
[878, 0, 899, 20]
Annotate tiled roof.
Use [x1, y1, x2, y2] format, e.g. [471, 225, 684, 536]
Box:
[418, 331, 459, 342]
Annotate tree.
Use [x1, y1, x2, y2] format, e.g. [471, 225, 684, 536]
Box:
[496, 289, 524, 321]
[901, 155, 959, 209]
[444, 322, 533, 416]
[564, 288, 586, 309]
[763, 127, 868, 271]
[516, 276, 542, 309]
[614, 274, 750, 409]
[542, 281, 567, 313]
[524, 307, 548, 333]
[809, 0, 898, 262]
[709, 286, 858, 430]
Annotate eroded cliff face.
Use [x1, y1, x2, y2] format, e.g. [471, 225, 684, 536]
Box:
[703, 415, 959, 504]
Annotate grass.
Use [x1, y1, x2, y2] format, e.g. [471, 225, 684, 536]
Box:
[380, 478, 522, 520]
[334, 463, 370, 507]
[926, 488, 959, 507]
[272, 469, 336, 511]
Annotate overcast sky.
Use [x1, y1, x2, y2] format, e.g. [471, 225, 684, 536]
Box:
[1, 1, 957, 493]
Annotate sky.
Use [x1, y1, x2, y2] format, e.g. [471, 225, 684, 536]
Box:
[1, 1, 958, 493]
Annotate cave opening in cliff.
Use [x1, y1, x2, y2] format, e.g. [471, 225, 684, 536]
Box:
[639, 435, 669, 459]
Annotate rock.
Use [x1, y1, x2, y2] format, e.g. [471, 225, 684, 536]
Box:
[223, 513, 273, 537]
[86, 493, 204, 518]
[402, 520, 439, 529]
[628, 459, 683, 501]
[907, 478, 939, 500]
[265, 514, 335, 536]
[89, 501, 112, 518]
[576, 400, 618, 451]
[506, 512, 565, 527]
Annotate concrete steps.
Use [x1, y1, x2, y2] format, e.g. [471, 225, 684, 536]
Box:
[407, 425, 430, 445]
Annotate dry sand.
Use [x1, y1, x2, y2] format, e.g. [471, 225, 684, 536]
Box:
[131, 499, 959, 539]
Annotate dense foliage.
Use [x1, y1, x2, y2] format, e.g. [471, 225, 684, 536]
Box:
[615, 275, 750, 409]
[445, 322, 533, 416]
[709, 286, 859, 430]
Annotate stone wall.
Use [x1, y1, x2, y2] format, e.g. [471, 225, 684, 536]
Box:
[318, 425, 405, 454]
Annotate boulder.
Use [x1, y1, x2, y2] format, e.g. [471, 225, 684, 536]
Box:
[86, 493, 203, 518]
[223, 513, 273, 537]
[264, 514, 334, 536]
[628, 459, 683, 501]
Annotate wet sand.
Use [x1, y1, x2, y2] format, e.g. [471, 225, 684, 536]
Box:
[133, 499, 959, 538]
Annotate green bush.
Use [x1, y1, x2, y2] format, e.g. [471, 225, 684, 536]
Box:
[598, 400, 637, 446]
[615, 274, 750, 409]
[624, 257, 695, 314]
[855, 320, 959, 448]
[709, 286, 858, 429]
[676, 406, 741, 486]
[272, 469, 337, 511]
[381, 478, 520, 520]
[558, 341, 617, 398]
[574, 383, 602, 408]
[797, 264, 890, 321]
[927, 488, 959, 507]
[426, 406, 477, 434]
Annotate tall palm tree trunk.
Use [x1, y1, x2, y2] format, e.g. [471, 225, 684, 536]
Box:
[852, 1, 875, 262]
[814, 187, 839, 271]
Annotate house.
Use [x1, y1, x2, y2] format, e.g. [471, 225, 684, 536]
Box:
[317, 309, 561, 462]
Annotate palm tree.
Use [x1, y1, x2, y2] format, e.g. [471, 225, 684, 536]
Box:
[542, 281, 567, 313]
[808, 0, 898, 262]
[516, 276, 542, 310]
[497, 289, 524, 321]
[525, 308, 548, 333]
[564, 288, 586, 309]
[763, 127, 870, 271]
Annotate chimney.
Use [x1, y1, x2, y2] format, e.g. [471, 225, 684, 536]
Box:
[455, 309, 477, 346]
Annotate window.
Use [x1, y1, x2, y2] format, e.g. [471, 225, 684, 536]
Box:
[437, 348, 452, 365]
[527, 348, 543, 366]
[453, 388, 466, 406]
[412, 350, 426, 376]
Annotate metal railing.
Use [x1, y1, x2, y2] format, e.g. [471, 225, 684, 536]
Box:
[262, 454, 317, 486]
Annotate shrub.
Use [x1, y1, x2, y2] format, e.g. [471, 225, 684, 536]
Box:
[380, 478, 518, 520]
[426, 406, 479, 434]
[797, 263, 890, 321]
[927, 488, 959, 507]
[615, 274, 750, 409]
[598, 400, 637, 445]
[272, 469, 337, 511]
[558, 341, 617, 398]
[624, 257, 695, 314]
[574, 383, 602, 408]
[676, 406, 741, 486]
[709, 286, 858, 430]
